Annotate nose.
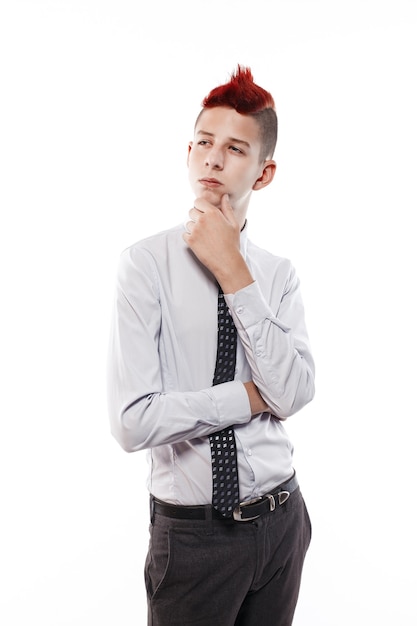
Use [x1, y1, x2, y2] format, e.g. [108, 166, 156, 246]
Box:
[205, 147, 224, 170]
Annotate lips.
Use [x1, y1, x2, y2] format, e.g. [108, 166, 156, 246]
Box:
[199, 177, 222, 188]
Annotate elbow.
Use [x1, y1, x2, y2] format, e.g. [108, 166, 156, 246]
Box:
[111, 427, 139, 453]
[108, 391, 154, 453]
[268, 372, 315, 420]
[278, 388, 315, 419]
[110, 407, 146, 453]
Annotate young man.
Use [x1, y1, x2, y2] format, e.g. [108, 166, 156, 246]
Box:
[107, 66, 315, 626]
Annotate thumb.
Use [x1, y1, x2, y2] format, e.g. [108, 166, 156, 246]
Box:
[220, 193, 235, 222]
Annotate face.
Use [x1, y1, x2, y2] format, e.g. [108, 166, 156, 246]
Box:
[187, 106, 275, 227]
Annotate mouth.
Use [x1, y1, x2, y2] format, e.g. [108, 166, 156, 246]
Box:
[199, 177, 222, 188]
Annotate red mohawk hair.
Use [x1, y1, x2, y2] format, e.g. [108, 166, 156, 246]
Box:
[199, 65, 278, 161]
[202, 65, 275, 114]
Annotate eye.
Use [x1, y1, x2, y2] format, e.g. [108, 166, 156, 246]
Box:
[198, 140, 211, 146]
[229, 145, 243, 154]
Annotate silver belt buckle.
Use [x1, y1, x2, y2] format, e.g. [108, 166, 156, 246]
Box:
[278, 490, 290, 505]
[233, 490, 290, 522]
[233, 492, 281, 521]
[233, 496, 262, 522]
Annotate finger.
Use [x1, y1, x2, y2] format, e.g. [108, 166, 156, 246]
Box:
[189, 206, 200, 222]
[183, 220, 195, 235]
[193, 198, 212, 214]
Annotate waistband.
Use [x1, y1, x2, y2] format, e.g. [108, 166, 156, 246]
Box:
[151, 473, 299, 523]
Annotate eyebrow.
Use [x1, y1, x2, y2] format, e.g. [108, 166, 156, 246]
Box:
[196, 130, 251, 149]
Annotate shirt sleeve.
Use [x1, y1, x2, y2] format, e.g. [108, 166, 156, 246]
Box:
[107, 247, 251, 452]
[225, 265, 315, 419]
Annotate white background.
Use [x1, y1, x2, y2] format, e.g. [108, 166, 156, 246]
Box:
[1, 1, 416, 624]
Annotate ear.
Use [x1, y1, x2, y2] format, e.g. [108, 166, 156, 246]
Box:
[187, 142, 193, 166]
[252, 160, 276, 191]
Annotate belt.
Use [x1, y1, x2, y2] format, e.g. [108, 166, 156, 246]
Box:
[152, 473, 299, 523]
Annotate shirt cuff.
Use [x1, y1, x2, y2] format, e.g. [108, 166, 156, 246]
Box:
[225, 281, 290, 332]
[207, 380, 251, 427]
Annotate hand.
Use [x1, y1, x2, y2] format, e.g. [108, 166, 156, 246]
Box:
[183, 194, 254, 293]
[243, 381, 270, 415]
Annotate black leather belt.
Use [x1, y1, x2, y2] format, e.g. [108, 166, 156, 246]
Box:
[152, 473, 299, 523]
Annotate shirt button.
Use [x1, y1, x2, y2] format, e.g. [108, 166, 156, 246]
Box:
[236, 306, 244, 314]
[247, 449, 252, 456]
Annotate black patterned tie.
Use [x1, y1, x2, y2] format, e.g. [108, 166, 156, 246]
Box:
[209, 286, 240, 517]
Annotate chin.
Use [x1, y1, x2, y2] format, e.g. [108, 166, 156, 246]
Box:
[199, 188, 223, 207]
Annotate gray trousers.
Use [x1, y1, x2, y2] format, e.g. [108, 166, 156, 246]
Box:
[145, 487, 311, 626]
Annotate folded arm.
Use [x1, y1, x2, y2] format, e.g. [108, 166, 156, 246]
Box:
[107, 248, 252, 453]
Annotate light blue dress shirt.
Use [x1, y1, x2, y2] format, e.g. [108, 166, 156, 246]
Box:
[107, 223, 315, 505]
